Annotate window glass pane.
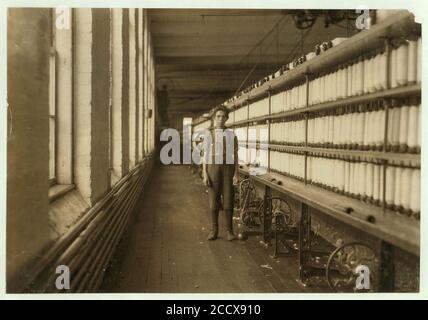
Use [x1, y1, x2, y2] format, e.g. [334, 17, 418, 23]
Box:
[49, 117, 55, 180]
[49, 51, 56, 116]
[49, 46, 56, 180]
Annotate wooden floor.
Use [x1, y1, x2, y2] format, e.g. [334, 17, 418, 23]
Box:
[100, 165, 330, 293]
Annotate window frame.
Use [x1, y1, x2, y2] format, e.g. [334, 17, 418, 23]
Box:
[49, 13, 58, 185]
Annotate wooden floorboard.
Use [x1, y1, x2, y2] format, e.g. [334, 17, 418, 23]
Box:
[100, 164, 327, 293]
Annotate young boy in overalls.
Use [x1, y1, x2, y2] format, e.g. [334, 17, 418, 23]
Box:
[202, 105, 239, 241]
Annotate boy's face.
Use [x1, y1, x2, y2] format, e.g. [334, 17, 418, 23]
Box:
[213, 110, 227, 128]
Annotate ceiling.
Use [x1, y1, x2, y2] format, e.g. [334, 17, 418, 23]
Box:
[149, 9, 357, 121]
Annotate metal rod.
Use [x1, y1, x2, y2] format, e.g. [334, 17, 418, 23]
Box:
[88, 162, 152, 292]
[73, 172, 145, 292]
[28, 162, 145, 289]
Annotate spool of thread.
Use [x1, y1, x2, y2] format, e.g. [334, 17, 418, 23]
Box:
[356, 112, 365, 148]
[372, 110, 378, 149]
[398, 105, 409, 153]
[354, 161, 360, 198]
[290, 87, 296, 110]
[314, 118, 319, 146]
[342, 67, 348, 99]
[337, 69, 342, 99]
[302, 83, 307, 107]
[270, 151, 278, 171]
[363, 112, 369, 149]
[323, 116, 329, 146]
[360, 162, 367, 199]
[307, 156, 312, 182]
[387, 107, 394, 151]
[369, 56, 376, 93]
[333, 71, 338, 101]
[339, 114, 345, 147]
[319, 75, 326, 103]
[347, 113, 353, 148]
[407, 40, 418, 84]
[366, 111, 374, 149]
[311, 80, 316, 105]
[282, 91, 287, 112]
[417, 38, 421, 83]
[396, 43, 409, 86]
[344, 161, 350, 195]
[347, 65, 353, 97]
[390, 48, 398, 88]
[332, 117, 337, 146]
[363, 58, 370, 93]
[368, 57, 374, 92]
[400, 168, 412, 214]
[385, 166, 395, 209]
[377, 109, 386, 151]
[329, 116, 334, 146]
[394, 166, 403, 211]
[378, 51, 388, 90]
[373, 164, 380, 204]
[301, 120, 305, 145]
[339, 160, 345, 192]
[390, 107, 401, 151]
[270, 124, 274, 142]
[355, 59, 364, 95]
[332, 159, 337, 189]
[410, 169, 420, 216]
[379, 164, 385, 206]
[352, 63, 358, 96]
[351, 112, 359, 149]
[324, 73, 331, 101]
[293, 86, 297, 109]
[366, 163, 374, 202]
[372, 54, 379, 92]
[275, 151, 279, 172]
[284, 90, 288, 111]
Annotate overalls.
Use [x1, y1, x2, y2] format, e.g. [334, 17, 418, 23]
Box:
[206, 128, 238, 233]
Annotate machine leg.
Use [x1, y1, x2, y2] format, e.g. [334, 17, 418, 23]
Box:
[379, 241, 395, 292]
[299, 203, 312, 284]
[263, 186, 272, 244]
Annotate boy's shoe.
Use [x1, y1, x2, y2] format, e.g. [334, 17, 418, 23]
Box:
[207, 230, 218, 241]
[226, 231, 236, 241]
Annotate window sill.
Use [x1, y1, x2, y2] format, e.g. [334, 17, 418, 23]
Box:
[49, 184, 75, 203]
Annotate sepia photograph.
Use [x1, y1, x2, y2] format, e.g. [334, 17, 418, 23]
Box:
[3, 2, 423, 299]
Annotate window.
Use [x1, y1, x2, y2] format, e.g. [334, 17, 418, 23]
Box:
[49, 13, 57, 185]
[49, 8, 74, 195]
